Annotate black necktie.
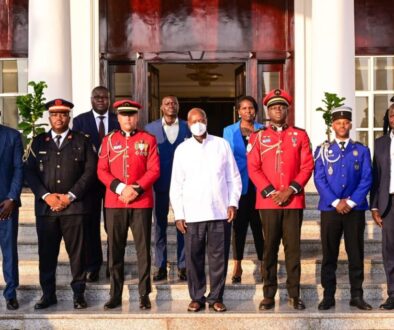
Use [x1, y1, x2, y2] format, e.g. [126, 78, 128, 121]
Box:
[55, 135, 62, 148]
[98, 116, 105, 143]
[339, 141, 345, 151]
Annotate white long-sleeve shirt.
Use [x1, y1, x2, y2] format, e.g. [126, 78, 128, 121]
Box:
[170, 134, 242, 223]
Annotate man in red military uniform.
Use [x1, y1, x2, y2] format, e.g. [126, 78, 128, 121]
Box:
[97, 99, 160, 310]
[247, 89, 314, 311]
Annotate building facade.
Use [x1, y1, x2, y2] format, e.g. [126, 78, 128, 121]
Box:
[1, 0, 394, 151]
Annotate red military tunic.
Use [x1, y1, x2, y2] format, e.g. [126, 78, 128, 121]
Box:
[247, 125, 314, 209]
[97, 129, 160, 208]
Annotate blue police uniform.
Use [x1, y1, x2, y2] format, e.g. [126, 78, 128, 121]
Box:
[314, 139, 372, 300]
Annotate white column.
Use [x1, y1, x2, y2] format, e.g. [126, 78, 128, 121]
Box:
[28, 0, 72, 102]
[310, 0, 356, 148]
[70, 0, 100, 116]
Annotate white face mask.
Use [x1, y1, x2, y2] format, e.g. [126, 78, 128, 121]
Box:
[190, 122, 207, 136]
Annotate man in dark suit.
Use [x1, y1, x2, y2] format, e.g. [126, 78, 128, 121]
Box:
[25, 99, 97, 310]
[371, 103, 394, 310]
[145, 95, 191, 281]
[0, 112, 23, 310]
[73, 86, 120, 282]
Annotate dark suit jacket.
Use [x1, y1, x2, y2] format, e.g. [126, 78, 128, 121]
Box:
[370, 134, 391, 215]
[145, 119, 191, 192]
[73, 110, 119, 150]
[0, 125, 23, 206]
[24, 130, 97, 216]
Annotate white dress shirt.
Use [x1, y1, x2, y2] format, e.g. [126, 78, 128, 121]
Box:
[93, 109, 109, 134]
[162, 117, 179, 144]
[170, 134, 242, 223]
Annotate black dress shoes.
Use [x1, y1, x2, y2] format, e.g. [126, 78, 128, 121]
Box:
[86, 271, 100, 283]
[104, 298, 122, 310]
[379, 297, 394, 310]
[153, 268, 167, 281]
[73, 295, 88, 309]
[349, 297, 372, 310]
[289, 297, 306, 310]
[178, 268, 187, 281]
[318, 298, 335, 310]
[6, 298, 19, 310]
[34, 295, 58, 310]
[139, 295, 151, 310]
[259, 298, 275, 310]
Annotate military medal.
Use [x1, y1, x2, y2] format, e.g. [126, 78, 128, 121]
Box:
[292, 136, 297, 147]
[328, 165, 333, 175]
[354, 162, 360, 170]
[39, 161, 44, 172]
[353, 150, 358, 157]
[135, 140, 148, 156]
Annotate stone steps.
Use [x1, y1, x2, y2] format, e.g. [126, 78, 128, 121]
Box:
[0, 273, 388, 301]
[1, 299, 394, 330]
[2, 194, 390, 329]
[0, 251, 385, 279]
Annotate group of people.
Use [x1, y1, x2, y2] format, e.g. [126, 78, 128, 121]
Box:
[1, 86, 394, 314]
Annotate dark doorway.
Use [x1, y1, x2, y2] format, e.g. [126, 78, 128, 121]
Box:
[148, 63, 245, 137]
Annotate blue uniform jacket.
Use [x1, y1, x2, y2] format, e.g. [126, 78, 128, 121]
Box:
[223, 121, 263, 195]
[145, 118, 191, 192]
[314, 140, 372, 211]
[0, 125, 23, 206]
[73, 110, 120, 151]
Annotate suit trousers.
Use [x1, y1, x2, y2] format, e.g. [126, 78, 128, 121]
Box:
[84, 181, 104, 273]
[259, 209, 303, 298]
[0, 209, 19, 299]
[154, 190, 185, 269]
[382, 195, 394, 297]
[106, 208, 152, 299]
[184, 220, 231, 304]
[320, 210, 365, 299]
[232, 183, 263, 260]
[36, 214, 86, 297]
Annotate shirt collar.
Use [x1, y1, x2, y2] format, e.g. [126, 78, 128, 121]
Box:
[162, 117, 179, 127]
[51, 129, 69, 139]
[390, 131, 394, 139]
[335, 137, 350, 148]
[92, 109, 108, 119]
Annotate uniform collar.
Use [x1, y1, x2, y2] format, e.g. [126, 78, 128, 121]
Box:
[269, 123, 288, 131]
[120, 129, 137, 137]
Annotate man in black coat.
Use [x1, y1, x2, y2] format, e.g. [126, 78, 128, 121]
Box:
[25, 99, 97, 310]
[371, 103, 394, 310]
[73, 86, 120, 281]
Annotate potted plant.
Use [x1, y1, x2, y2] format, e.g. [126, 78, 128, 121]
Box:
[16, 80, 48, 149]
[315, 92, 346, 142]
[315, 92, 346, 164]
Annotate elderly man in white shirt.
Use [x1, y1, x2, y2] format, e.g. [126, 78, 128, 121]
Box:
[170, 108, 242, 313]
